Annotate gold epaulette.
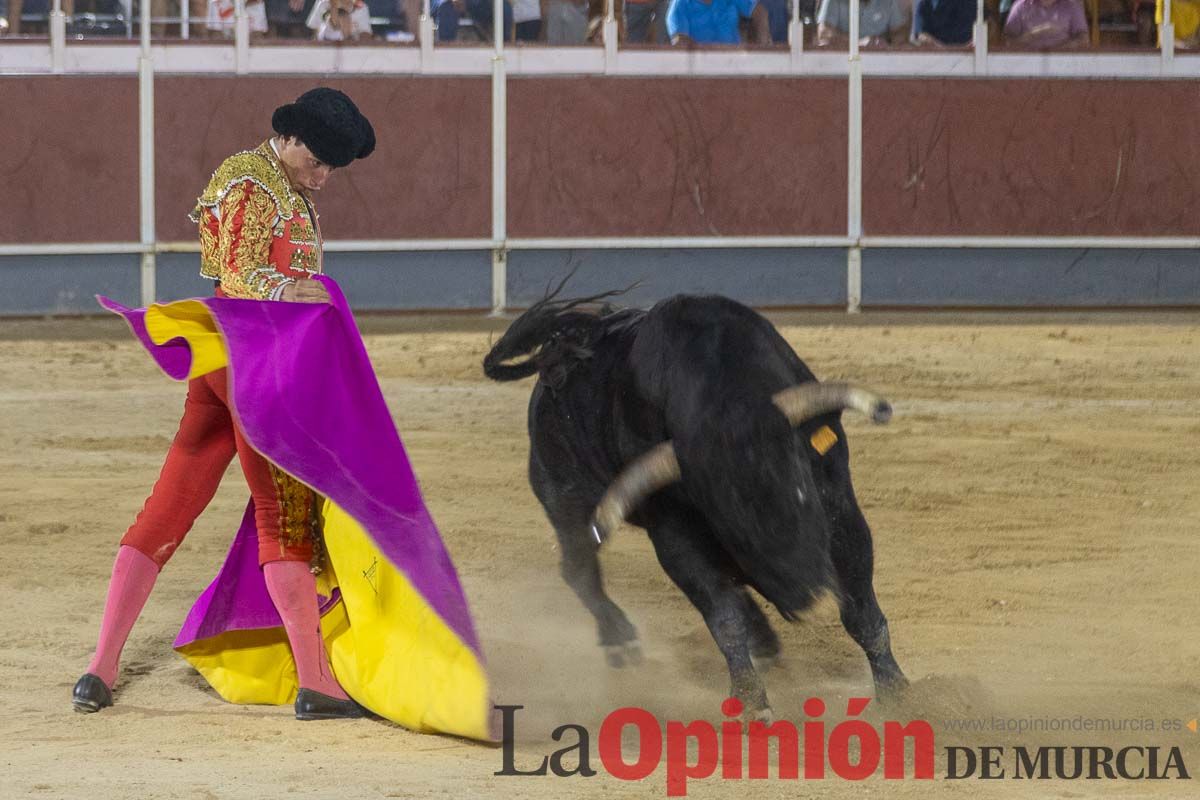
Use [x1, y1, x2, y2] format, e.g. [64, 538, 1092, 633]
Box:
[191, 149, 297, 222]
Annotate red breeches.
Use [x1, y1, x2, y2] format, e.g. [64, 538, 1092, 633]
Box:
[121, 369, 315, 568]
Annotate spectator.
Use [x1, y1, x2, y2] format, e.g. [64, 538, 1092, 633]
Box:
[997, 0, 1012, 27]
[1002, 0, 1087, 48]
[433, 0, 514, 41]
[625, 0, 668, 42]
[543, 0, 588, 43]
[402, 0, 421, 40]
[513, 0, 541, 39]
[188, 0, 207, 37]
[266, 0, 317, 38]
[5, 0, 83, 37]
[1158, 0, 1200, 48]
[209, 0, 270, 36]
[816, 0, 907, 46]
[307, 0, 373, 38]
[6, 0, 24, 36]
[911, 0, 974, 46]
[666, 0, 771, 45]
[2, 0, 16, 35]
[758, 0, 790, 42]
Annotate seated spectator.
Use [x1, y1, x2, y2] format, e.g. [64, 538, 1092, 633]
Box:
[307, 0, 373, 39]
[433, 0, 514, 41]
[1002, 0, 1087, 49]
[513, 0, 541, 40]
[266, 0, 319, 39]
[208, 0, 270, 36]
[816, 0, 907, 46]
[625, 0, 669, 42]
[2, 0, 16, 36]
[5, 0, 88, 37]
[666, 0, 770, 45]
[758, 0, 790, 42]
[996, 0, 1012, 27]
[911, 0, 974, 46]
[545, 0, 588, 44]
[1158, 0, 1200, 48]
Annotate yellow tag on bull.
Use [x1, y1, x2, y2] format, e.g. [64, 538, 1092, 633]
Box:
[810, 425, 838, 456]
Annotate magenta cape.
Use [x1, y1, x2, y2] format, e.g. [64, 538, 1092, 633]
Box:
[98, 277, 490, 739]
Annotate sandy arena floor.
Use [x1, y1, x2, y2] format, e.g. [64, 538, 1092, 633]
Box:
[0, 310, 1197, 799]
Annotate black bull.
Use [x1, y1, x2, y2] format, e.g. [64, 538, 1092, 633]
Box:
[483, 293, 907, 719]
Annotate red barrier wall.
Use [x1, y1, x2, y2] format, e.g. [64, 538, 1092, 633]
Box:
[0, 77, 139, 243]
[507, 77, 848, 237]
[862, 78, 1200, 236]
[6, 75, 1200, 244]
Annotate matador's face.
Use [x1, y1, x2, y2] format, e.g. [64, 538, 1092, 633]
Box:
[276, 136, 335, 193]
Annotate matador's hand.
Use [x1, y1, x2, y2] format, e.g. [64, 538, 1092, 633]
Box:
[282, 278, 331, 304]
[289, 0, 304, 12]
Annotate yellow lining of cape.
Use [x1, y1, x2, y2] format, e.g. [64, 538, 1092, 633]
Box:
[321, 501, 489, 738]
[176, 502, 490, 739]
[144, 300, 228, 380]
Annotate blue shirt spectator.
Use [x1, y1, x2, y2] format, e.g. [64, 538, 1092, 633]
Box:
[911, 0, 975, 46]
[666, 0, 768, 45]
[432, 0, 513, 41]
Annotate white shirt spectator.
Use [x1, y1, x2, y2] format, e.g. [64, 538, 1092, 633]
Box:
[307, 0, 375, 40]
[207, 0, 269, 34]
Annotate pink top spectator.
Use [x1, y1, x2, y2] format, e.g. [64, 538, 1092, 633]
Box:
[1004, 0, 1088, 49]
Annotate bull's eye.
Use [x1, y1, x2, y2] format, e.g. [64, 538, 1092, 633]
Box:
[796, 488, 807, 505]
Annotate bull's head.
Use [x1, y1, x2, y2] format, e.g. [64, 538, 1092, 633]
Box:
[589, 382, 892, 544]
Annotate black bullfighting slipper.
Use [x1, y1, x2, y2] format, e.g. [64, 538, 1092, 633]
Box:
[72, 673, 113, 714]
[294, 689, 368, 721]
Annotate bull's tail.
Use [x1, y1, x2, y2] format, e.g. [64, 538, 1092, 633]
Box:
[672, 394, 835, 620]
[482, 351, 541, 382]
[483, 282, 640, 388]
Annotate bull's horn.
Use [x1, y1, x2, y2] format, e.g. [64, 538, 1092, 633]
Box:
[770, 382, 892, 426]
[589, 383, 892, 545]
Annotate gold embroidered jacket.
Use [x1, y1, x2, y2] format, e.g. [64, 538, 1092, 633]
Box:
[192, 141, 322, 300]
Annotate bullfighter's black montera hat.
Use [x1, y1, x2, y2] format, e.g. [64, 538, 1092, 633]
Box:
[271, 87, 375, 169]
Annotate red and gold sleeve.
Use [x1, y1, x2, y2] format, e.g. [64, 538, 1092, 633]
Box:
[215, 180, 294, 300]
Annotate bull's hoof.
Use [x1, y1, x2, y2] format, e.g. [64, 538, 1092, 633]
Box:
[746, 705, 774, 726]
[731, 684, 772, 725]
[874, 671, 910, 704]
[603, 640, 644, 668]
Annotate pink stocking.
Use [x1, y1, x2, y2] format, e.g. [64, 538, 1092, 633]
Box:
[263, 560, 349, 700]
[86, 545, 160, 689]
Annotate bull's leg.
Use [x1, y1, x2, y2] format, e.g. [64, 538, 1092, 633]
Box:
[829, 499, 907, 698]
[550, 511, 642, 667]
[741, 591, 781, 670]
[646, 520, 771, 721]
